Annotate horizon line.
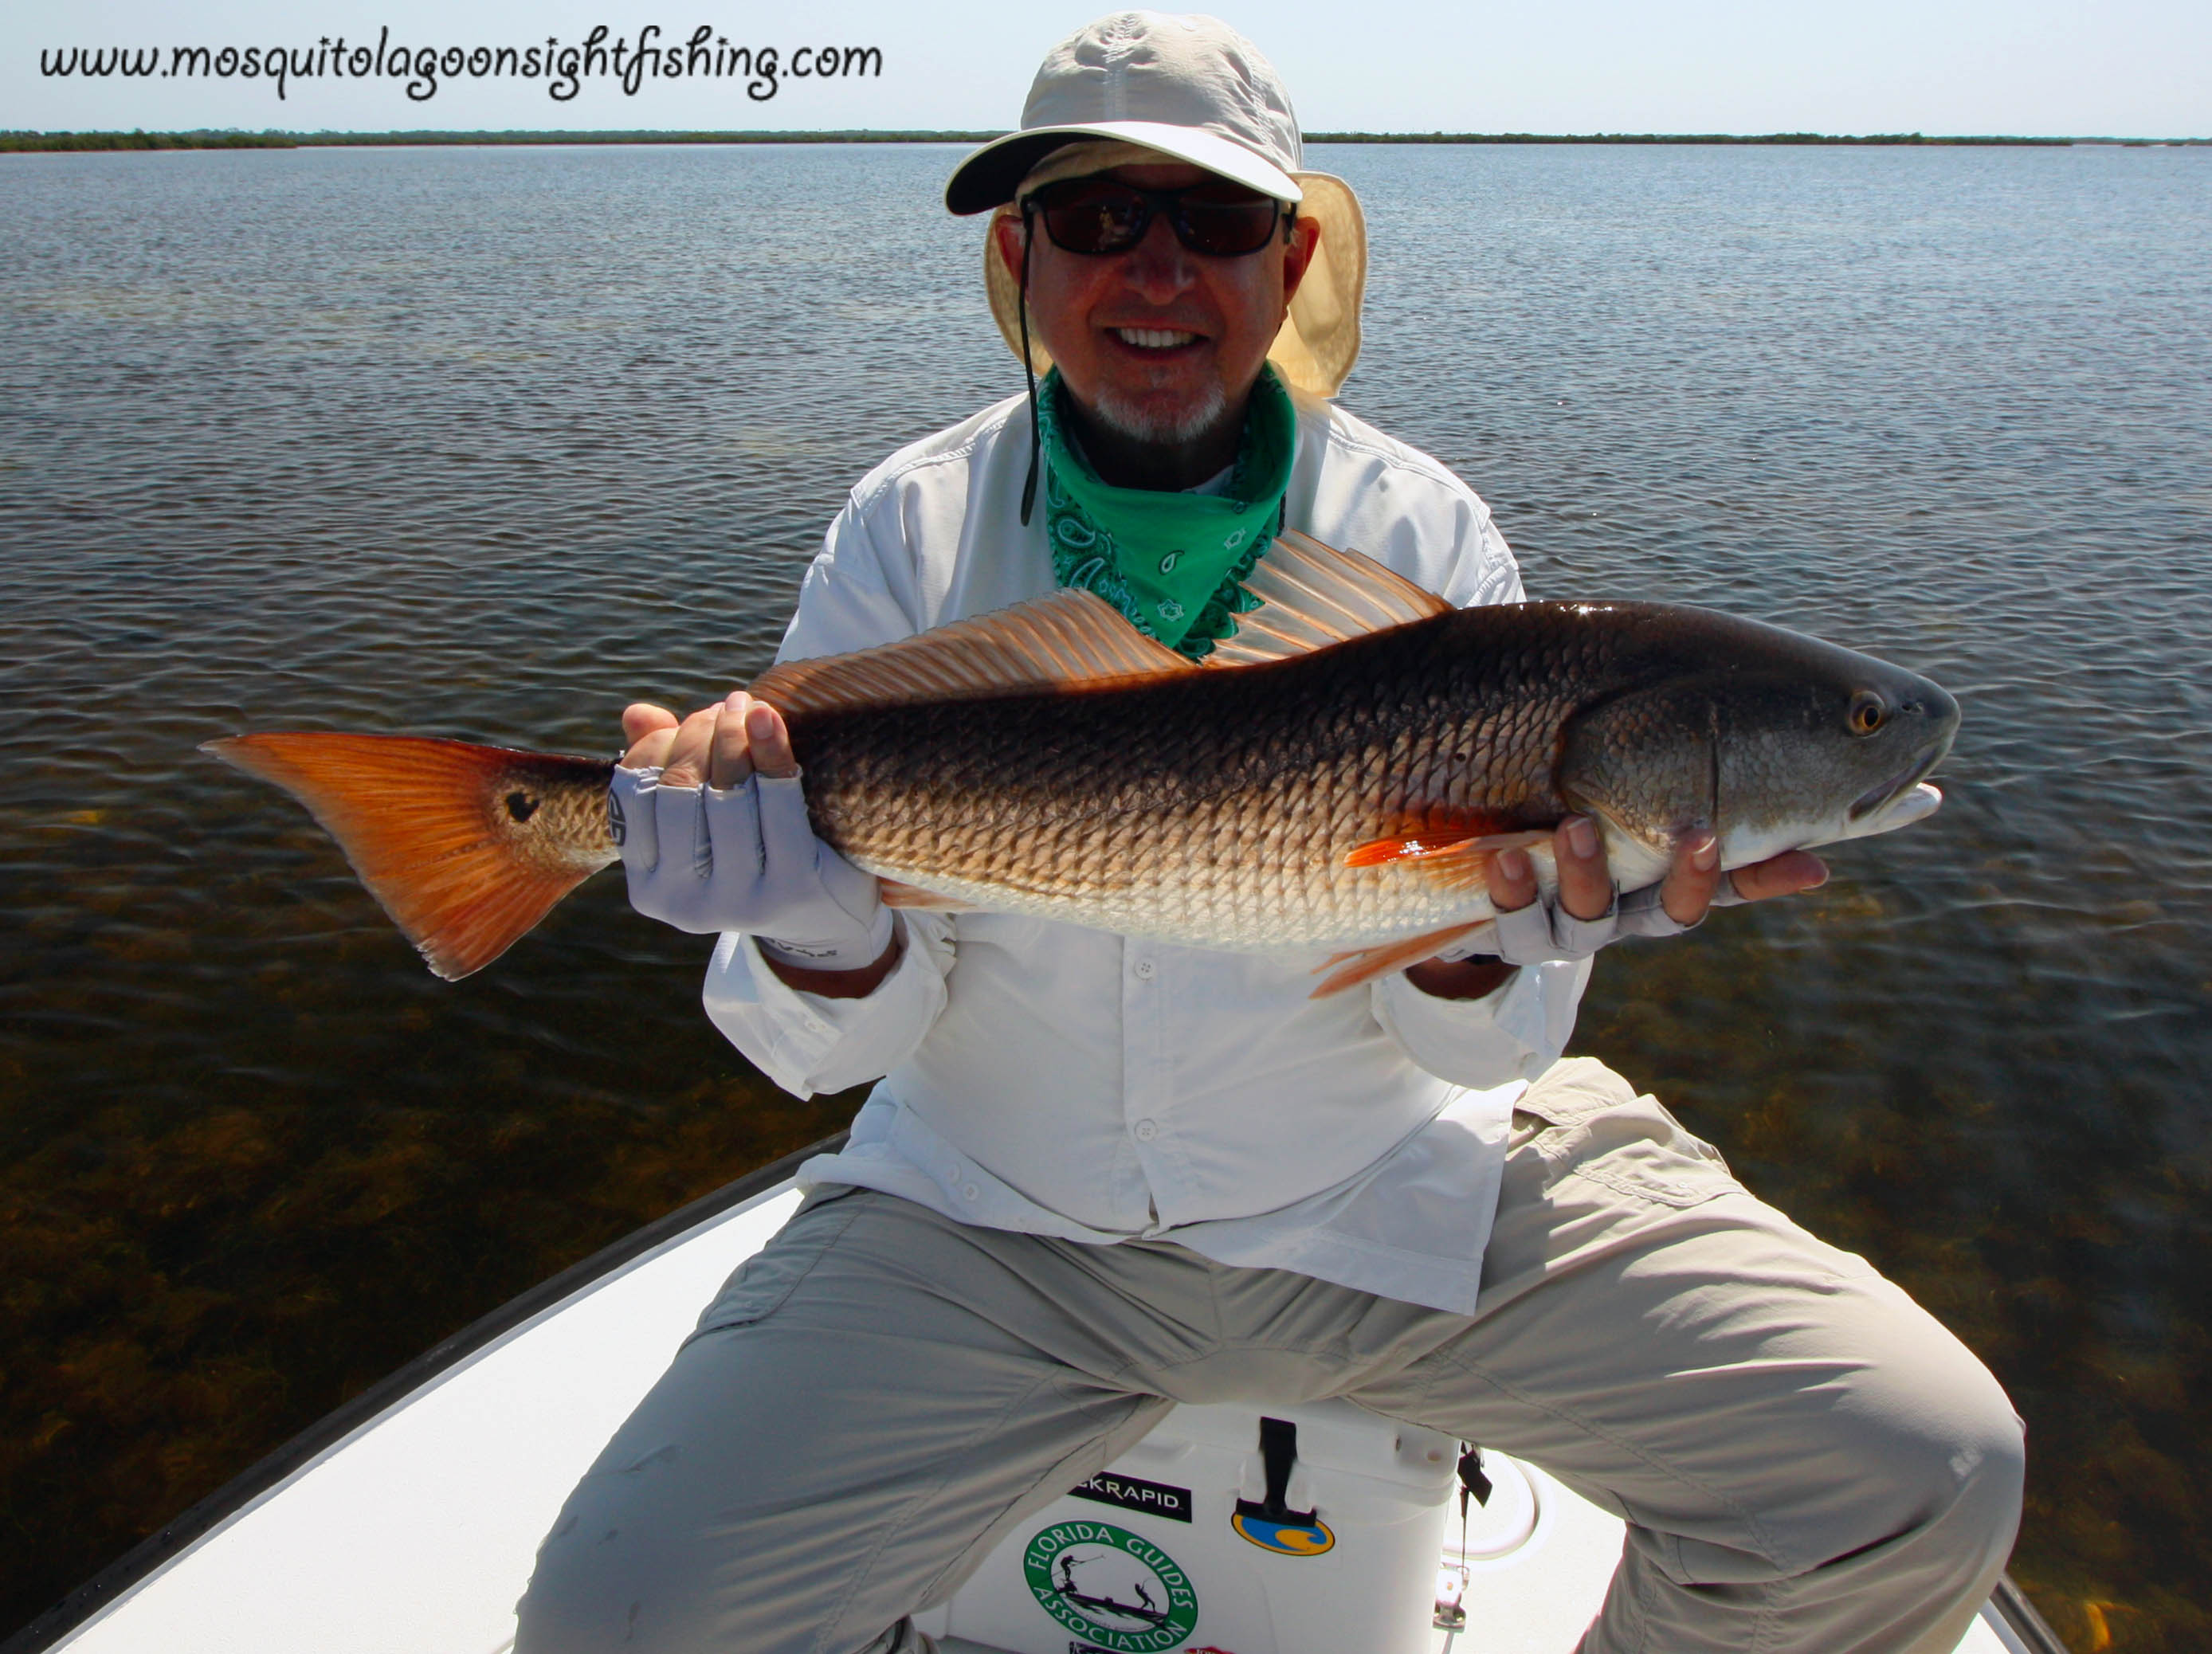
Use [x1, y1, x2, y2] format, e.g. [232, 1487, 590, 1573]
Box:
[6, 127, 2210, 153]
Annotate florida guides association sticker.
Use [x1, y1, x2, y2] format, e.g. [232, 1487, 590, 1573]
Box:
[1022, 1519, 1200, 1652]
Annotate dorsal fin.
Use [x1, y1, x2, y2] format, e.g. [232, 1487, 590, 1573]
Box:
[746, 532, 1448, 715]
[747, 588, 1194, 717]
[1205, 530, 1453, 667]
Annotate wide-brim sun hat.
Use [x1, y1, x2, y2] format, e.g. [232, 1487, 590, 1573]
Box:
[946, 11, 1367, 400]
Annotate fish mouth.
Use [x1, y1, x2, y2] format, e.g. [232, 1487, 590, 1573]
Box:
[1849, 746, 1944, 822]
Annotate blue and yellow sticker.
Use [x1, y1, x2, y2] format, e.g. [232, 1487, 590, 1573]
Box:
[1229, 1511, 1335, 1556]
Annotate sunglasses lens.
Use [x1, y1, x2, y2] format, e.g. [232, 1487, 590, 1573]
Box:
[1038, 182, 1151, 254]
[1032, 180, 1281, 257]
[1175, 185, 1282, 256]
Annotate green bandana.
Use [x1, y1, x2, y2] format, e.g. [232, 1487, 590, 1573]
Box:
[1037, 365, 1296, 658]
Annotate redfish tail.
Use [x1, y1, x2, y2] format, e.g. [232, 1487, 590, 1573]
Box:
[203, 732, 617, 981]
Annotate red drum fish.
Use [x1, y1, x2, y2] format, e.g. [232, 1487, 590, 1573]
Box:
[206, 533, 1957, 995]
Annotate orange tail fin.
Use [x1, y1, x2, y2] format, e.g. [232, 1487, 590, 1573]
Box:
[204, 733, 618, 981]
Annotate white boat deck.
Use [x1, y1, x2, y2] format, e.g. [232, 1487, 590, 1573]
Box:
[38, 1177, 2045, 1654]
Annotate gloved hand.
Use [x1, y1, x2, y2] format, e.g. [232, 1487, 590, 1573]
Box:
[1445, 815, 1816, 969]
[611, 692, 893, 971]
[1462, 880, 1706, 966]
[611, 767, 892, 966]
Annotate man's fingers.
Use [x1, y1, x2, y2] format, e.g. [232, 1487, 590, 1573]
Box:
[1554, 816, 1612, 921]
[1728, 850, 1830, 904]
[708, 692, 756, 790]
[660, 704, 723, 787]
[1486, 846, 1540, 914]
[624, 727, 679, 770]
[1661, 829, 1724, 926]
[621, 702, 680, 769]
[745, 701, 798, 779]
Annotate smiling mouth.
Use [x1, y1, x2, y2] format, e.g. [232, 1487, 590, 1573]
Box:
[1112, 327, 1201, 351]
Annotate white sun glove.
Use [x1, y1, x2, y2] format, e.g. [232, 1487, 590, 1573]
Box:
[1438, 881, 1742, 968]
[610, 765, 893, 970]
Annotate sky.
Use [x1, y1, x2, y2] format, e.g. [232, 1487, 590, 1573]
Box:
[8, 0, 2209, 139]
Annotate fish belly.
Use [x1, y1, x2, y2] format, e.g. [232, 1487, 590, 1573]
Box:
[851, 853, 1504, 951]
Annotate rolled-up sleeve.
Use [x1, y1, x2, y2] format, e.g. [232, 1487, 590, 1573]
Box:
[1368, 958, 1591, 1088]
[703, 913, 956, 1098]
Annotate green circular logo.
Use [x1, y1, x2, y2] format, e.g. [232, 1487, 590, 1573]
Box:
[1021, 1519, 1200, 1652]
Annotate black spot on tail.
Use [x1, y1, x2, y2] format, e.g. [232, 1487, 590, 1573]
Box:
[505, 791, 539, 823]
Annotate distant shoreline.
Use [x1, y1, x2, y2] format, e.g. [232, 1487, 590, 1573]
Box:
[5, 127, 2207, 154]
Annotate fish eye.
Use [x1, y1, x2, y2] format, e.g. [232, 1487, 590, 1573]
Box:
[1847, 692, 1887, 737]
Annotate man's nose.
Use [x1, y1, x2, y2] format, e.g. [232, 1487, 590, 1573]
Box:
[1119, 211, 1198, 301]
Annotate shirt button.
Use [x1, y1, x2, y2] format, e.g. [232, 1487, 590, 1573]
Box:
[1134, 959, 1156, 980]
[962, 1182, 980, 1201]
[1134, 1119, 1159, 1143]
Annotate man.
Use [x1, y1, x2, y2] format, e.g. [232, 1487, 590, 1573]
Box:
[517, 15, 2022, 1652]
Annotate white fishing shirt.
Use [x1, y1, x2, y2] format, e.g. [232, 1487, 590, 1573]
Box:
[703, 390, 1590, 1315]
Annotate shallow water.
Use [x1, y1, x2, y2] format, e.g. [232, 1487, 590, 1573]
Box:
[2, 140, 2207, 1647]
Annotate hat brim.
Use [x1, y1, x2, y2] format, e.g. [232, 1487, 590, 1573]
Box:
[946, 121, 1303, 215]
[981, 170, 1367, 399]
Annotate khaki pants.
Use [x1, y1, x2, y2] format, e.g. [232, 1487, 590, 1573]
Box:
[516, 1059, 2023, 1654]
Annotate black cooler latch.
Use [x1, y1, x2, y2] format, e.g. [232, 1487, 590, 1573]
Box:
[1234, 1416, 1318, 1526]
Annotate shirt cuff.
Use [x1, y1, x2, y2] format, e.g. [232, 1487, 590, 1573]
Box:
[701, 920, 948, 1099]
[1369, 957, 1591, 1087]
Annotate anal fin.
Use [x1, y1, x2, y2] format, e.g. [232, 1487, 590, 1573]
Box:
[1310, 923, 1488, 998]
[877, 879, 979, 912]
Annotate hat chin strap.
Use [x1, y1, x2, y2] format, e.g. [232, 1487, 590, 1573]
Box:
[1018, 209, 1041, 527]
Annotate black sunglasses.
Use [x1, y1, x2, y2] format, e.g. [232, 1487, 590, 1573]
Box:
[1021, 177, 1291, 259]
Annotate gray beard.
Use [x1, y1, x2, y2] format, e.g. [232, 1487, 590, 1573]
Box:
[1084, 379, 1232, 449]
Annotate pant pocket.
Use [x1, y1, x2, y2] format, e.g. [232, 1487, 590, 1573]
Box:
[689, 1186, 870, 1337]
[1515, 1060, 1741, 1210]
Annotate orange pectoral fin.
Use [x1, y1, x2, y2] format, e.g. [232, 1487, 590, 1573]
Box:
[1343, 836, 1461, 868]
[1344, 828, 1552, 867]
[1342, 829, 1551, 891]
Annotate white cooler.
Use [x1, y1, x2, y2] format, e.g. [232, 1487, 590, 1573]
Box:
[917, 1399, 1463, 1654]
